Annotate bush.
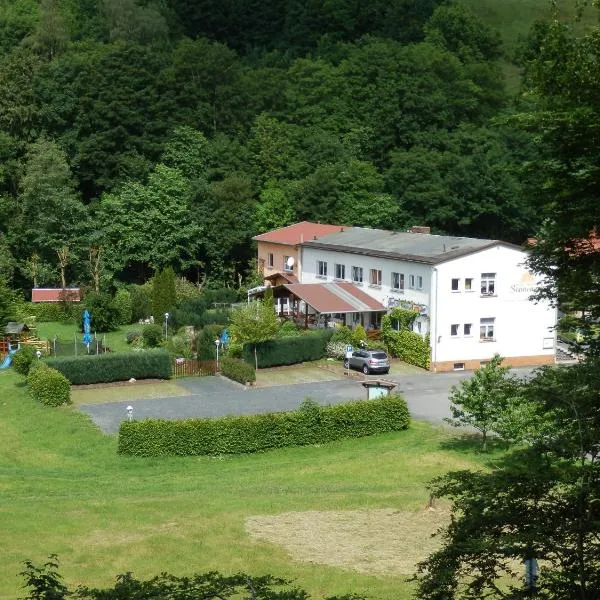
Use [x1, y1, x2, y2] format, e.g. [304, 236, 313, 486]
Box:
[325, 340, 348, 360]
[45, 349, 172, 384]
[167, 332, 194, 359]
[82, 292, 120, 332]
[142, 324, 163, 348]
[381, 310, 430, 368]
[114, 289, 133, 325]
[277, 321, 301, 337]
[221, 357, 256, 384]
[129, 283, 152, 322]
[126, 330, 141, 344]
[27, 363, 71, 406]
[119, 394, 410, 456]
[195, 324, 225, 359]
[23, 302, 71, 323]
[242, 329, 333, 368]
[152, 267, 177, 319]
[12, 345, 37, 375]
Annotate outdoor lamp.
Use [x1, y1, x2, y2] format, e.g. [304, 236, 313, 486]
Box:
[126, 405, 133, 421]
[36, 350, 41, 360]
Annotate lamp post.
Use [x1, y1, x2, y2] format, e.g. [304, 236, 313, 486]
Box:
[164, 312, 169, 341]
[126, 405, 133, 422]
[215, 337, 221, 372]
[36, 350, 41, 361]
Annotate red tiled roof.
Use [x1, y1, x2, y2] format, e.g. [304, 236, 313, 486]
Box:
[264, 272, 299, 284]
[567, 235, 600, 256]
[282, 282, 386, 313]
[32, 288, 81, 303]
[253, 221, 345, 245]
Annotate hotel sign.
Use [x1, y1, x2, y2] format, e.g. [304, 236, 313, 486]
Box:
[510, 272, 537, 294]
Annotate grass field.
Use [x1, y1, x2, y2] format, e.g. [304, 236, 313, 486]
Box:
[0, 368, 499, 599]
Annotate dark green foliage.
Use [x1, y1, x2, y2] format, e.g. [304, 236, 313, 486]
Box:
[24, 302, 76, 323]
[195, 324, 224, 360]
[152, 267, 177, 320]
[21, 556, 365, 599]
[82, 292, 120, 332]
[381, 310, 430, 369]
[45, 349, 171, 384]
[220, 357, 255, 384]
[119, 394, 410, 456]
[142, 324, 163, 348]
[276, 320, 301, 337]
[12, 345, 37, 376]
[27, 363, 71, 406]
[242, 329, 334, 368]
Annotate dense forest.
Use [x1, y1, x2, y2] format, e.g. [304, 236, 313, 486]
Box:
[0, 0, 560, 293]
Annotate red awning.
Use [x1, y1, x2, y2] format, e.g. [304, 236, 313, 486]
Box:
[282, 282, 386, 313]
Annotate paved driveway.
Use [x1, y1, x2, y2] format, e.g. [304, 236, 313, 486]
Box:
[79, 368, 535, 434]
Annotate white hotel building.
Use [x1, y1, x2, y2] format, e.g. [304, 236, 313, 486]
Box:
[254, 224, 557, 372]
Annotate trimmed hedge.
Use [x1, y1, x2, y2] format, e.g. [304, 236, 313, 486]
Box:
[220, 357, 256, 384]
[45, 349, 172, 384]
[118, 394, 410, 456]
[242, 329, 334, 368]
[27, 363, 71, 406]
[12, 345, 37, 375]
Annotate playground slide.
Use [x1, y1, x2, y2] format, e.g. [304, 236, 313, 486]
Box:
[0, 348, 17, 369]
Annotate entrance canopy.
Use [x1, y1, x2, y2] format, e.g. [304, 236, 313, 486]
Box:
[272, 282, 386, 314]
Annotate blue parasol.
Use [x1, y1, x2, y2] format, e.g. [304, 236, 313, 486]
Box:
[82, 309, 93, 345]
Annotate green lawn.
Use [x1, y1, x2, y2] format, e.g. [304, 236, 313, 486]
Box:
[36, 321, 142, 354]
[0, 369, 497, 599]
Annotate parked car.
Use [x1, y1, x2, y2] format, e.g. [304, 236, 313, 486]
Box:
[344, 349, 390, 375]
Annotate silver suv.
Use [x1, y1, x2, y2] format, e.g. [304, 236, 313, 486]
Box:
[344, 349, 390, 375]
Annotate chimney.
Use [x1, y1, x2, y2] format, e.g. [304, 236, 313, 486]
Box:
[313, 235, 317, 240]
[408, 225, 430, 234]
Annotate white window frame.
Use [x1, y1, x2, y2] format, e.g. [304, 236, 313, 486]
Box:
[451, 278, 460, 292]
[391, 272, 404, 291]
[450, 324, 459, 337]
[480, 317, 495, 341]
[369, 268, 382, 287]
[317, 260, 327, 278]
[453, 362, 465, 371]
[351, 266, 363, 284]
[283, 255, 293, 272]
[409, 274, 415, 289]
[417, 275, 423, 290]
[481, 273, 496, 296]
[334, 263, 345, 280]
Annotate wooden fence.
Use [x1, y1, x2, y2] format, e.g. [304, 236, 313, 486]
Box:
[172, 359, 217, 378]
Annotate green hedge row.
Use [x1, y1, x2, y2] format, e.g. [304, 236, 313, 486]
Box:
[27, 363, 71, 406]
[242, 329, 334, 368]
[22, 302, 78, 323]
[118, 394, 410, 456]
[220, 357, 256, 384]
[45, 349, 172, 384]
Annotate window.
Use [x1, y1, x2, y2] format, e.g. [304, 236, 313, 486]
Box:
[480, 317, 495, 341]
[409, 274, 415, 289]
[283, 256, 293, 271]
[465, 278, 473, 291]
[464, 323, 472, 336]
[369, 268, 382, 286]
[267, 253, 274, 268]
[391, 272, 404, 291]
[481, 273, 496, 296]
[334, 263, 345, 280]
[415, 321, 422, 333]
[417, 275, 423, 290]
[453, 362, 465, 371]
[351, 266, 363, 283]
[450, 324, 459, 337]
[451, 278, 459, 291]
[317, 260, 327, 277]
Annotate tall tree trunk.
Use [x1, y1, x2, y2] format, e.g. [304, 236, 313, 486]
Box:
[56, 246, 69, 289]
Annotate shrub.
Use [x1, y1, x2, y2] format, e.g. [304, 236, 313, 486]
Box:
[277, 321, 301, 337]
[330, 325, 353, 344]
[225, 341, 243, 358]
[82, 292, 120, 332]
[242, 329, 333, 368]
[221, 357, 255, 384]
[152, 267, 177, 319]
[119, 394, 410, 456]
[12, 345, 37, 375]
[326, 340, 348, 360]
[45, 349, 172, 384]
[114, 289, 133, 325]
[24, 302, 63, 323]
[195, 324, 225, 359]
[129, 283, 152, 322]
[142, 324, 163, 348]
[382, 314, 431, 369]
[27, 363, 71, 406]
[167, 333, 194, 359]
[126, 330, 141, 344]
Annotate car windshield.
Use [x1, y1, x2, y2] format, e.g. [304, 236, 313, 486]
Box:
[370, 352, 387, 359]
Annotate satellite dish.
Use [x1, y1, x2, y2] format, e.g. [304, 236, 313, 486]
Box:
[286, 256, 295, 268]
